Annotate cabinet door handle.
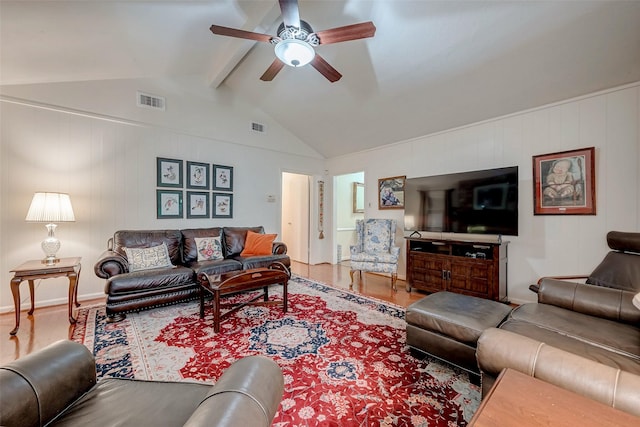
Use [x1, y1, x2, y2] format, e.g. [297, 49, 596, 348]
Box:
[447, 270, 452, 280]
[442, 270, 446, 280]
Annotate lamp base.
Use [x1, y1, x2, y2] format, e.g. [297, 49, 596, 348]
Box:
[41, 223, 61, 265]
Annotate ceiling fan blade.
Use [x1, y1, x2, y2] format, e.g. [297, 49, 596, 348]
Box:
[315, 21, 376, 45]
[210, 25, 273, 43]
[260, 58, 286, 81]
[279, 0, 301, 28]
[310, 54, 342, 83]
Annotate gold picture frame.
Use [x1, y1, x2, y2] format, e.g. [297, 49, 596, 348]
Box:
[378, 176, 405, 210]
[353, 182, 364, 213]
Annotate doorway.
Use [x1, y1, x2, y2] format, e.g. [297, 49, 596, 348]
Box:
[281, 172, 311, 263]
[334, 171, 365, 264]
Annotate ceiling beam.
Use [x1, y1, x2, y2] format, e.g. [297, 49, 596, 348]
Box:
[207, 3, 281, 88]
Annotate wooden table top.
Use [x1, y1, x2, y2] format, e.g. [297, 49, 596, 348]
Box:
[469, 368, 639, 426]
[200, 267, 289, 292]
[11, 257, 82, 275]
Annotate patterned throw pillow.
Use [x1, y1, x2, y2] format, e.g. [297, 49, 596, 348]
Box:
[124, 243, 174, 272]
[363, 220, 392, 253]
[194, 236, 224, 262]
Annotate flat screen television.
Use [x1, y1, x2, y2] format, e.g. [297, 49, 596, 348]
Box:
[404, 166, 519, 236]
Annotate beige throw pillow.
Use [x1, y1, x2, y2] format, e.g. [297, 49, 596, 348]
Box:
[124, 243, 174, 272]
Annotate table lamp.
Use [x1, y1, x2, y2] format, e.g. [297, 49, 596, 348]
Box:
[25, 192, 75, 265]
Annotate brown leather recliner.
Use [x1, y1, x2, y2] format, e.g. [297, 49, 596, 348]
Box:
[0, 340, 284, 427]
[475, 231, 640, 416]
[477, 328, 640, 417]
[530, 230, 640, 293]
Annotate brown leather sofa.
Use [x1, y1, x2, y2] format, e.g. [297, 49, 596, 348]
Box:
[94, 226, 290, 322]
[0, 340, 284, 427]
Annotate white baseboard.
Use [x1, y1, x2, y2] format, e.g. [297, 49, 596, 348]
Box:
[0, 291, 105, 314]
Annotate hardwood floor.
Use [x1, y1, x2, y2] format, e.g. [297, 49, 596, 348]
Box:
[0, 261, 425, 364]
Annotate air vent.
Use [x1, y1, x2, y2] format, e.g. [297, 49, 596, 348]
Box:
[251, 122, 265, 133]
[137, 91, 165, 111]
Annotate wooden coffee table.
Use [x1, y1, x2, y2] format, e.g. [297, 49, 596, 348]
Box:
[198, 264, 289, 333]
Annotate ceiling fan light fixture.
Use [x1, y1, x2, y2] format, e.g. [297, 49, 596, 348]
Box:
[274, 39, 315, 67]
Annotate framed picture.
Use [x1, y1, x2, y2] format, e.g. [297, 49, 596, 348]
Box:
[156, 190, 183, 219]
[213, 164, 234, 191]
[157, 157, 183, 188]
[186, 161, 209, 189]
[378, 176, 406, 209]
[212, 192, 233, 218]
[186, 191, 210, 218]
[353, 182, 364, 213]
[533, 146, 596, 215]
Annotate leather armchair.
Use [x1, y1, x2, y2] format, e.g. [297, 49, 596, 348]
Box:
[0, 340, 284, 427]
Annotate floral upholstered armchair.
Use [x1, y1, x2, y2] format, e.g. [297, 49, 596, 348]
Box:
[350, 219, 400, 291]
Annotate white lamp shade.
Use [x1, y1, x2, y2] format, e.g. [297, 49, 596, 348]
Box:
[274, 39, 315, 67]
[25, 192, 75, 222]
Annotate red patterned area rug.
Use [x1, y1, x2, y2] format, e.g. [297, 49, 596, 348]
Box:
[72, 276, 480, 426]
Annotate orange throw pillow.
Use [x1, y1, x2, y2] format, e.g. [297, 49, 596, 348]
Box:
[240, 230, 277, 256]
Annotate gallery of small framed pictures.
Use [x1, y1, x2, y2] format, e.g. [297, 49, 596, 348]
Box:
[156, 157, 234, 219]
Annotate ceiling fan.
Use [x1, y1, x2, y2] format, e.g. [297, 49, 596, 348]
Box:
[210, 0, 376, 82]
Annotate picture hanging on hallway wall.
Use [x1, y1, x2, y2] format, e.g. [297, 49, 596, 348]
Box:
[186, 191, 210, 218]
[157, 190, 183, 219]
[212, 193, 233, 218]
[533, 146, 596, 215]
[186, 161, 209, 189]
[157, 157, 183, 188]
[213, 165, 234, 191]
[378, 176, 406, 209]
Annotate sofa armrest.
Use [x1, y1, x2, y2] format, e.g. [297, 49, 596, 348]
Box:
[183, 355, 284, 427]
[272, 241, 288, 255]
[94, 249, 129, 279]
[537, 278, 640, 324]
[0, 340, 97, 427]
[476, 328, 640, 417]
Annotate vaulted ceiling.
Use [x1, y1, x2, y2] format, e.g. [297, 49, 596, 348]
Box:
[2, 1, 640, 158]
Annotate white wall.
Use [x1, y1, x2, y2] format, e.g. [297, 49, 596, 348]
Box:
[0, 99, 325, 312]
[2, 81, 638, 310]
[326, 83, 640, 304]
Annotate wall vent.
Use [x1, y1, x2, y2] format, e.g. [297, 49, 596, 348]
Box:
[251, 122, 265, 133]
[137, 91, 166, 111]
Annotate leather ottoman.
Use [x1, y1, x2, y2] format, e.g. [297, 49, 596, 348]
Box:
[406, 291, 512, 377]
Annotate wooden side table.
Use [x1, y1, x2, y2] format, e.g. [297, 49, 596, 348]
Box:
[9, 257, 82, 335]
[469, 368, 639, 426]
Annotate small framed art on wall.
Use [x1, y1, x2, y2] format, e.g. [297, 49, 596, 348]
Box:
[213, 164, 233, 191]
[157, 157, 183, 188]
[186, 191, 210, 218]
[186, 161, 209, 190]
[212, 192, 233, 218]
[157, 190, 183, 219]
